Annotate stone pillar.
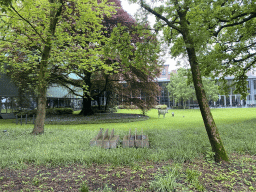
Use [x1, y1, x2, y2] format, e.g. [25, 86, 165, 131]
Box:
[224, 95, 226, 107]
[230, 95, 232, 107]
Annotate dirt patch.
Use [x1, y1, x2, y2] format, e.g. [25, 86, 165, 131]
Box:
[1, 154, 256, 191]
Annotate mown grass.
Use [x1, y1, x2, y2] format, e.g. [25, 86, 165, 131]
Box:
[0, 108, 256, 169]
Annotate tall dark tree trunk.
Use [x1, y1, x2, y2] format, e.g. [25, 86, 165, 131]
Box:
[105, 92, 110, 112]
[79, 94, 94, 116]
[179, 11, 229, 162]
[96, 96, 101, 111]
[79, 71, 94, 116]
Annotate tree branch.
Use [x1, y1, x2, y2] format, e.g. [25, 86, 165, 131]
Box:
[233, 52, 256, 63]
[243, 59, 256, 72]
[214, 12, 256, 36]
[140, 0, 182, 33]
[10, 5, 46, 44]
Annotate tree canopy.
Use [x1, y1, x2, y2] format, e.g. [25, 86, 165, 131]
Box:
[167, 68, 219, 108]
[48, 0, 162, 115]
[0, 0, 115, 134]
[132, 0, 255, 162]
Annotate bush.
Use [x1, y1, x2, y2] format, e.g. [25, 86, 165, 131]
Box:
[154, 105, 168, 109]
[172, 106, 189, 109]
[15, 108, 73, 117]
[117, 105, 138, 109]
[15, 109, 37, 118]
[46, 108, 73, 115]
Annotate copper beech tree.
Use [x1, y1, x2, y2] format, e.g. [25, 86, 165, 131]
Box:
[51, 0, 162, 116]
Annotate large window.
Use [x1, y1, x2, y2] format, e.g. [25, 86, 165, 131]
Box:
[162, 68, 166, 75]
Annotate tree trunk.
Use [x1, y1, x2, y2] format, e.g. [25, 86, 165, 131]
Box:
[79, 72, 94, 116]
[31, 1, 63, 134]
[179, 12, 229, 162]
[32, 86, 46, 134]
[31, 45, 49, 135]
[79, 95, 94, 116]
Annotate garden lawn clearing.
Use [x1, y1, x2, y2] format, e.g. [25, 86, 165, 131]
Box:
[0, 108, 256, 191]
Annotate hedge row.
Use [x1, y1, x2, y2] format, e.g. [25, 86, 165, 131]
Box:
[117, 105, 138, 109]
[154, 105, 168, 109]
[117, 105, 168, 109]
[16, 108, 74, 117]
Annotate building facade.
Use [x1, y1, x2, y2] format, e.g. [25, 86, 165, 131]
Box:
[156, 65, 256, 108]
[1, 65, 256, 112]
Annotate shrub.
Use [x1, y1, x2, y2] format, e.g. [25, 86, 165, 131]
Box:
[46, 108, 73, 115]
[117, 105, 138, 109]
[154, 105, 168, 109]
[172, 106, 189, 109]
[15, 108, 74, 117]
[15, 109, 37, 118]
[117, 105, 125, 109]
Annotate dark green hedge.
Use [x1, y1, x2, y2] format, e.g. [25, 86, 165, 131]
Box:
[15, 108, 74, 117]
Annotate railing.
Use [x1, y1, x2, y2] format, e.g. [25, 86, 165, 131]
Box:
[15, 114, 36, 125]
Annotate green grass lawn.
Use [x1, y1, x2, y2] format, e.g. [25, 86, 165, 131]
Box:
[1, 108, 256, 191]
[1, 108, 256, 168]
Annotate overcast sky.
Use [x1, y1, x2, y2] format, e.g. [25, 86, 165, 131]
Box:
[120, 0, 178, 71]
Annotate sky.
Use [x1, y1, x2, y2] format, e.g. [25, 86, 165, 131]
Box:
[120, 0, 179, 71]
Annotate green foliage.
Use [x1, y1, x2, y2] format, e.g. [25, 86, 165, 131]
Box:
[16, 108, 74, 117]
[1, 108, 256, 168]
[117, 105, 138, 109]
[167, 68, 219, 108]
[185, 168, 205, 191]
[154, 105, 167, 109]
[0, 0, 116, 132]
[46, 108, 73, 116]
[149, 166, 181, 192]
[167, 68, 196, 108]
[79, 181, 89, 192]
[167, 68, 219, 109]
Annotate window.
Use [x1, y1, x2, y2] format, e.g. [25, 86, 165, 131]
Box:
[162, 68, 166, 75]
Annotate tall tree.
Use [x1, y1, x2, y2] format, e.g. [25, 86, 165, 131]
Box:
[0, 0, 115, 134]
[198, 1, 256, 99]
[50, 0, 162, 116]
[167, 68, 196, 108]
[130, 0, 230, 162]
[133, 0, 256, 162]
[167, 68, 219, 109]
